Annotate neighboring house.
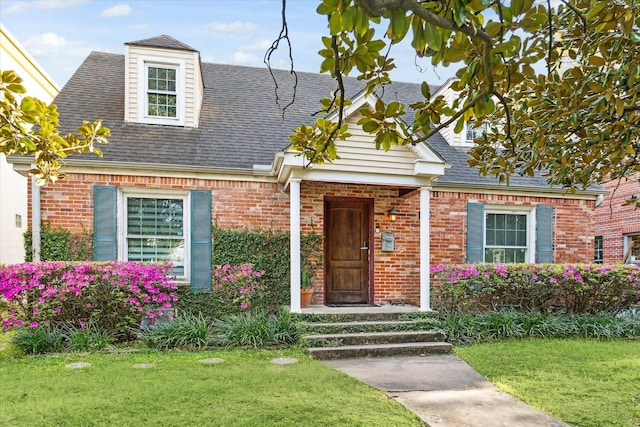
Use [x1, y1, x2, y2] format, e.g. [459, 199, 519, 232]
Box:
[0, 25, 59, 264]
[594, 175, 640, 264]
[9, 36, 603, 312]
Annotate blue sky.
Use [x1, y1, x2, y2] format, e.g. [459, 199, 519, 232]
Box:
[1, 0, 455, 89]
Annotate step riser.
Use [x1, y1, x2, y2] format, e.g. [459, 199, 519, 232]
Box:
[306, 332, 444, 347]
[300, 321, 431, 335]
[310, 343, 453, 360]
[298, 312, 412, 322]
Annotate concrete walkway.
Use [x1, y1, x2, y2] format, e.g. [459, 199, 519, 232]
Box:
[324, 355, 570, 427]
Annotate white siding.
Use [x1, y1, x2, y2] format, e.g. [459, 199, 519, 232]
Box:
[325, 114, 419, 176]
[125, 45, 202, 127]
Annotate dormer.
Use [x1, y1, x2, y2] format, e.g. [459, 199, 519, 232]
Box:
[124, 35, 203, 128]
[431, 78, 487, 148]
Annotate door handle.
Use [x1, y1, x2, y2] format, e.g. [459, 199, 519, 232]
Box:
[360, 241, 369, 250]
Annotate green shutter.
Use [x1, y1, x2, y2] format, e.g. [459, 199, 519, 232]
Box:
[190, 190, 212, 291]
[536, 205, 553, 263]
[467, 202, 484, 263]
[93, 185, 117, 261]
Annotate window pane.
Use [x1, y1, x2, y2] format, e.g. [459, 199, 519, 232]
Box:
[127, 238, 184, 276]
[158, 79, 167, 90]
[158, 68, 166, 79]
[485, 213, 528, 264]
[127, 198, 183, 236]
[148, 67, 158, 79]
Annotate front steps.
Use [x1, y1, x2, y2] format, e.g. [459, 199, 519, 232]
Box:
[298, 310, 452, 360]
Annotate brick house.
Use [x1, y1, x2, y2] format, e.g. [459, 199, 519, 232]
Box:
[594, 174, 640, 264]
[10, 36, 604, 312]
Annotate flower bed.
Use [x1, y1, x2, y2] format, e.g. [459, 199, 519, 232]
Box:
[0, 261, 177, 341]
[431, 263, 640, 313]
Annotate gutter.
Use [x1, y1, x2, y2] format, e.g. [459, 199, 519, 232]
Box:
[433, 180, 607, 198]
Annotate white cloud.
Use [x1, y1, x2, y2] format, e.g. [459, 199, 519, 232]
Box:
[101, 3, 131, 18]
[207, 21, 257, 33]
[240, 39, 272, 51]
[5, 0, 87, 13]
[23, 32, 67, 56]
[232, 52, 261, 65]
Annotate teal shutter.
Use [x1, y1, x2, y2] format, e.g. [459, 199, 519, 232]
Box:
[190, 190, 212, 291]
[536, 205, 553, 263]
[467, 202, 484, 263]
[93, 185, 117, 261]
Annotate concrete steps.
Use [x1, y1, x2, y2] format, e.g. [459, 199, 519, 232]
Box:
[300, 311, 452, 360]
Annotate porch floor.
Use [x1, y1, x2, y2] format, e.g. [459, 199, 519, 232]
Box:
[302, 304, 421, 315]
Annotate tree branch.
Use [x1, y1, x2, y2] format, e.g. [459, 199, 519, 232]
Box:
[264, 0, 298, 121]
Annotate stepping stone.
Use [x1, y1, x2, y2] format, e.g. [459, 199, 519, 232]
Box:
[199, 358, 224, 364]
[132, 363, 155, 369]
[271, 357, 298, 365]
[66, 362, 91, 369]
[0, 343, 7, 351]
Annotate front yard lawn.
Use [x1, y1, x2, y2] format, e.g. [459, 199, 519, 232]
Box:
[456, 338, 640, 427]
[0, 344, 422, 427]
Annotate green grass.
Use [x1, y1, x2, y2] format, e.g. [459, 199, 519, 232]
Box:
[0, 342, 422, 427]
[455, 339, 640, 427]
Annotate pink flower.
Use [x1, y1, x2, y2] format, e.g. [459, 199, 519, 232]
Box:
[80, 321, 86, 328]
[240, 288, 247, 294]
[32, 308, 39, 316]
[240, 301, 248, 309]
[86, 303, 92, 308]
[29, 321, 38, 328]
[550, 277, 558, 283]
[53, 307, 61, 313]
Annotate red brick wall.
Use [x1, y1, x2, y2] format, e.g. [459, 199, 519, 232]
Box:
[430, 191, 596, 265]
[29, 174, 290, 232]
[595, 174, 640, 262]
[29, 174, 597, 306]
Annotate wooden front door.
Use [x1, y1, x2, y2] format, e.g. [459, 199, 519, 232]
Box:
[325, 199, 371, 303]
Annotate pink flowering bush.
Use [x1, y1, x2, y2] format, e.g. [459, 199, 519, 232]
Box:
[431, 263, 640, 314]
[212, 263, 265, 314]
[0, 261, 178, 341]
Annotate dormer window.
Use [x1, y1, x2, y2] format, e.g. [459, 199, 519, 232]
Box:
[466, 122, 488, 144]
[147, 66, 177, 118]
[136, 56, 185, 126]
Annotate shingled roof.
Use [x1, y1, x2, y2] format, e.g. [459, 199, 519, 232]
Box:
[125, 35, 198, 52]
[51, 48, 580, 191]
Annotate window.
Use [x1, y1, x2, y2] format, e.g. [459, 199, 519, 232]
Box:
[136, 56, 185, 125]
[484, 213, 528, 263]
[467, 203, 551, 264]
[96, 186, 212, 288]
[466, 122, 488, 143]
[146, 66, 177, 118]
[15, 214, 22, 228]
[594, 236, 603, 263]
[125, 196, 186, 277]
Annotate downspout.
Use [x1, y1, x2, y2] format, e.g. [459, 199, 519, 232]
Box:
[31, 175, 41, 262]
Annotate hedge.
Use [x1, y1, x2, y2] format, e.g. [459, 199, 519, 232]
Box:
[432, 263, 640, 314]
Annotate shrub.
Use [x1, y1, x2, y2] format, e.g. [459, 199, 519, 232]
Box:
[214, 308, 299, 348]
[213, 226, 290, 309]
[173, 263, 266, 320]
[12, 324, 66, 354]
[23, 224, 93, 262]
[439, 309, 640, 345]
[432, 263, 640, 314]
[0, 261, 178, 341]
[141, 312, 217, 349]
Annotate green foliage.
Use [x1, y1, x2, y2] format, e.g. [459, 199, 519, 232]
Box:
[432, 263, 640, 313]
[0, 70, 109, 184]
[440, 309, 640, 345]
[23, 224, 93, 262]
[214, 308, 299, 348]
[212, 226, 290, 309]
[294, 0, 640, 205]
[141, 312, 217, 349]
[11, 325, 66, 354]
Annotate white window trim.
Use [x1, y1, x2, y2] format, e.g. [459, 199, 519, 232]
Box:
[137, 55, 186, 126]
[465, 122, 488, 145]
[483, 205, 536, 263]
[117, 188, 191, 282]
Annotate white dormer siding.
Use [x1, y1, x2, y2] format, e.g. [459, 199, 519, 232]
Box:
[124, 44, 202, 128]
[431, 78, 478, 148]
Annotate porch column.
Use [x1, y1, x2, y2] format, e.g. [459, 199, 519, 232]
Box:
[290, 179, 302, 313]
[419, 186, 431, 311]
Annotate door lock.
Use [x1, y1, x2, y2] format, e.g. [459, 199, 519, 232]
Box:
[360, 241, 369, 250]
